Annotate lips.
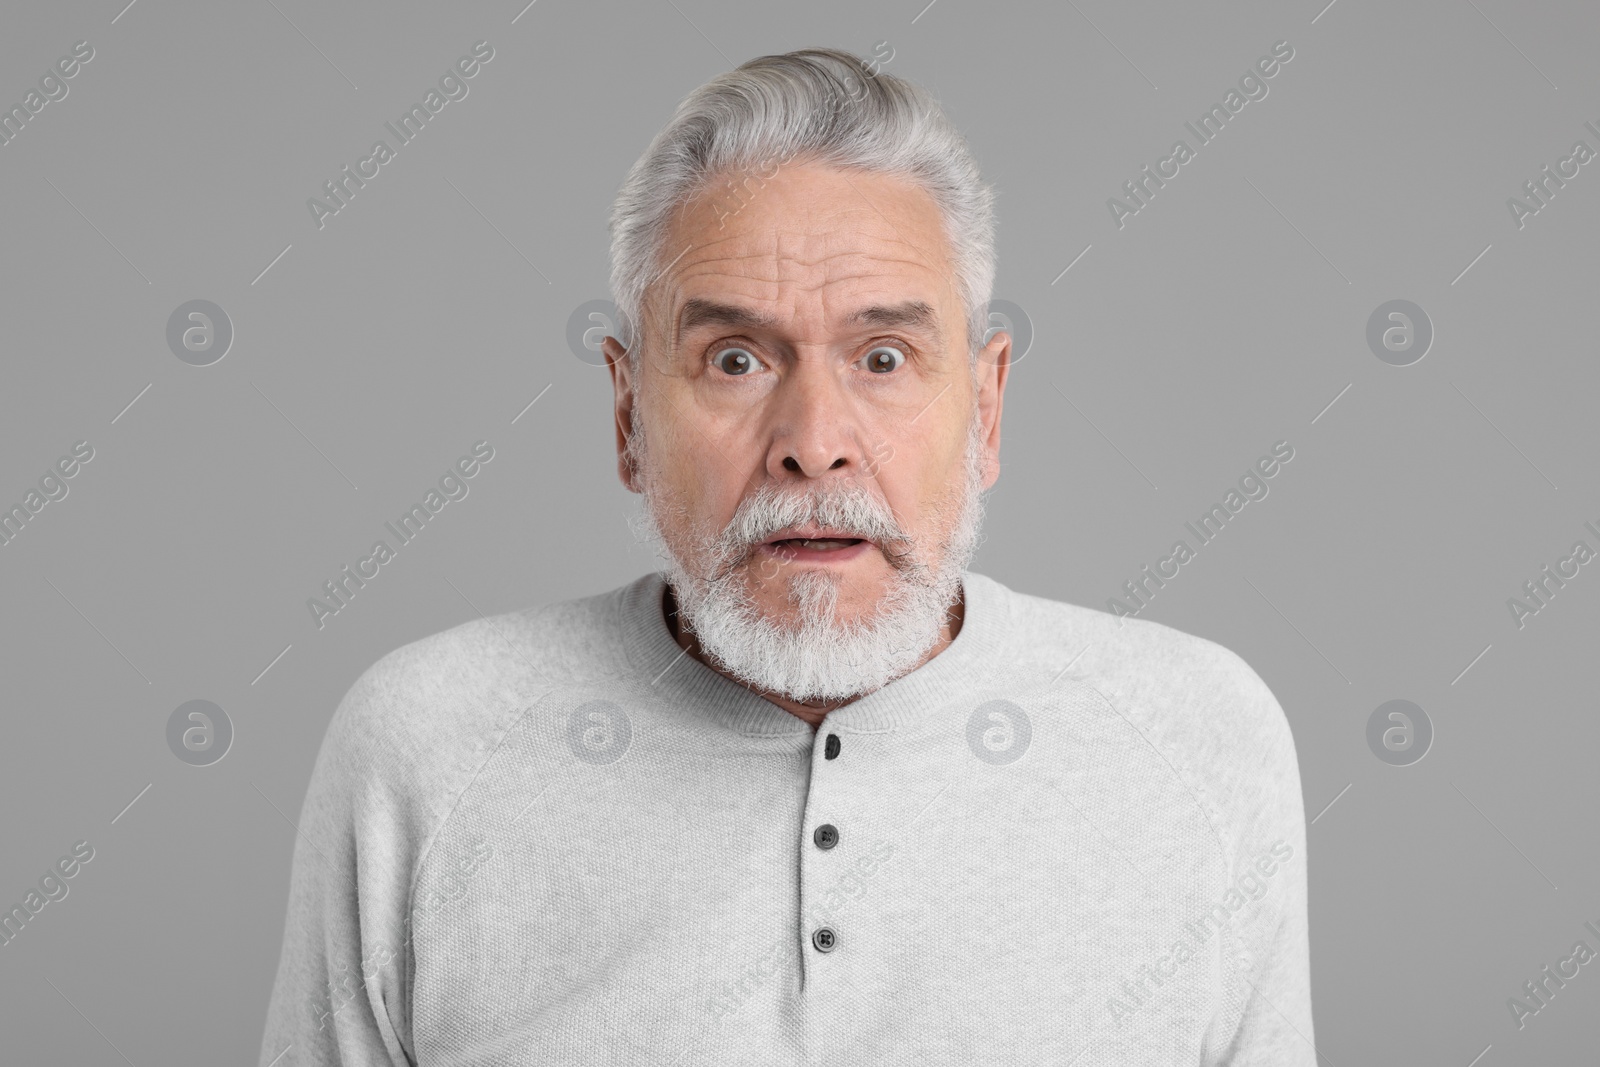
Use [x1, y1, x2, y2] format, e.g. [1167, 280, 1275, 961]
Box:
[770, 537, 861, 550]
[763, 527, 872, 551]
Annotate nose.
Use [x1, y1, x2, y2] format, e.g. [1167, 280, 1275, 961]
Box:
[763, 355, 865, 480]
[782, 454, 845, 474]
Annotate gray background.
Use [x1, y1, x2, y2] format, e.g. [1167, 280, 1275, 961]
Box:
[1, 0, 1596, 1062]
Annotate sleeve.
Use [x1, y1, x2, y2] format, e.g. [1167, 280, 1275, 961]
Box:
[1210, 649, 1316, 1067]
[257, 664, 421, 1067]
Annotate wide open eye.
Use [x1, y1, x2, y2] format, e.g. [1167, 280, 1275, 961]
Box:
[711, 347, 765, 376]
[862, 344, 906, 373]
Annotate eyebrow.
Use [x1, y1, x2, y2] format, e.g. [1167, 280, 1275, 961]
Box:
[675, 299, 781, 343]
[674, 298, 944, 348]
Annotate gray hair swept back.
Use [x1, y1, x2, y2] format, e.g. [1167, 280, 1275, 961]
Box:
[606, 46, 998, 374]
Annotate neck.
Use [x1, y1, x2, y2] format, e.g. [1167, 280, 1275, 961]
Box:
[662, 581, 965, 729]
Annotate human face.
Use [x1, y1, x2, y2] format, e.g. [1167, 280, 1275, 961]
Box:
[606, 159, 1010, 630]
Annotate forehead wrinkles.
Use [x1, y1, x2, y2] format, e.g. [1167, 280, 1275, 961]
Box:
[671, 226, 946, 327]
[696, 219, 933, 274]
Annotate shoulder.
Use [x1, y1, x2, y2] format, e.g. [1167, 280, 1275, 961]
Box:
[986, 574, 1304, 831]
[1001, 579, 1291, 747]
[317, 579, 631, 793]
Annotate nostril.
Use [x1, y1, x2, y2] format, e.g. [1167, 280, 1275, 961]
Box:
[783, 457, 800, 472]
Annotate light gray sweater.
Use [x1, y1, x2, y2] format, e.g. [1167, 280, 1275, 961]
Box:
[258, 569, 1313, 1065]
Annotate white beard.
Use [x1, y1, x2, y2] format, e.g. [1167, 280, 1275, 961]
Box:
[626, 409, 989, 704]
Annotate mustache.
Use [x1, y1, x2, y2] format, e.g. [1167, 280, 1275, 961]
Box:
[711, 482, 911, 562]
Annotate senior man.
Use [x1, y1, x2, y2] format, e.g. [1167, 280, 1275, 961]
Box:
[260, 47, 1312, 1066]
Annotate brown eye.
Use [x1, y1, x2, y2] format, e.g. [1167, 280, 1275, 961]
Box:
[712, 347, 764, 375]
[863, 345, 905, 373]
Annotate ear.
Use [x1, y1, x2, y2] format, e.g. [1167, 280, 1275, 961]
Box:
[975, 329, 1011, 491]
[604, 336, 642, 493]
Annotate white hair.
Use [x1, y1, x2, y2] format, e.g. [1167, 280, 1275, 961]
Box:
[625, 404, 989, 703]
[607, 46, 998, 375]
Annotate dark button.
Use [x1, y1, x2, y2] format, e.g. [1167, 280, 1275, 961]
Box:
[812, 927, 837, 953]
[824, 733, 840, 760]
[813, 823, 839, 850]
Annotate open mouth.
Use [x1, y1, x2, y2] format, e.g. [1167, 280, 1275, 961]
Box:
[767, 537, 865, 551]
[756, 529, 877, 564]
